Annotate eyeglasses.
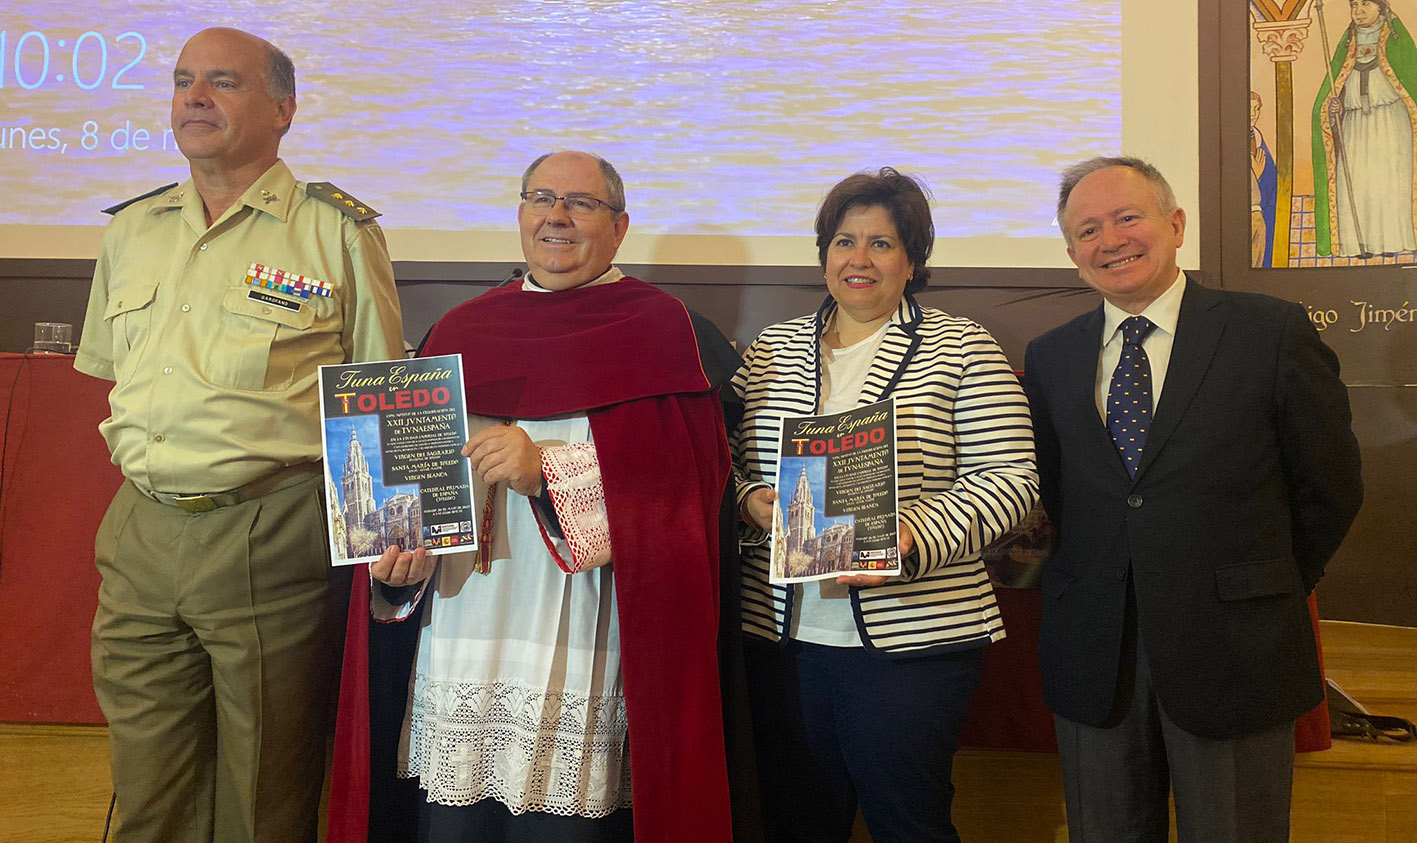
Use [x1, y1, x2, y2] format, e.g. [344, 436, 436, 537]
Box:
[519, 190, 623, 217]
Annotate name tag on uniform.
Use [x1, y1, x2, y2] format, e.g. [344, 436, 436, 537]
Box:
[247, 289, 304, 312]
[244, 262, 333, 300]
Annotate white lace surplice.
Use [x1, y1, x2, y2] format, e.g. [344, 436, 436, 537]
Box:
[376, 414, 630, 817]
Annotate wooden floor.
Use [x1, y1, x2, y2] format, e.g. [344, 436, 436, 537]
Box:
[1288, 621, 1417, 843]
[941, 621, 1417, 843]
[5, 621, 1413, 842]
[1, 723, 113, 843]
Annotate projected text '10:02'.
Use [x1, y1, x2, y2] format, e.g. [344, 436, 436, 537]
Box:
[0, 30, 148, 90]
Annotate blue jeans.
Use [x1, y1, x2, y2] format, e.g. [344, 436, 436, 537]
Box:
[744, 638, 983, 843]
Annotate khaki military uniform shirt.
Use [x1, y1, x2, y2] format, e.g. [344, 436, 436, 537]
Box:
[75, 160, 404, 495]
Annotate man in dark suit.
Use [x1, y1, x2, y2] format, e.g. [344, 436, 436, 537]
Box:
[1023, 157, 1363, 843]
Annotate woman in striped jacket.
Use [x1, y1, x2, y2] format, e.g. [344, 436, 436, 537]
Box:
[732, 168, 1039, 843]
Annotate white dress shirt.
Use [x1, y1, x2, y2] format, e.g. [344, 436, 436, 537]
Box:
[1094, 271, 1185, 423]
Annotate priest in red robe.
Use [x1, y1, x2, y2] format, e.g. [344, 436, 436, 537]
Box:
[328, 150, 759, 843]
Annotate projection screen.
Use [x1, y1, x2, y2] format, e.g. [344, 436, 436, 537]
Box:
[0, 1, 1197, 269]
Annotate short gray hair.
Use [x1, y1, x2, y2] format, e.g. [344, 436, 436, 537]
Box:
[1056, 156, 1177, 244]
[259, 39, 295, 137]
[521, 151, 626, 213]
[264, 43, 295, 101]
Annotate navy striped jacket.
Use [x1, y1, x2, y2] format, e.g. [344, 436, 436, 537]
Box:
[731, 294, 1039, 656]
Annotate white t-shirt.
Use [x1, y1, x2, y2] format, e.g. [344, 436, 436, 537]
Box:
[790, 321, 891, 648]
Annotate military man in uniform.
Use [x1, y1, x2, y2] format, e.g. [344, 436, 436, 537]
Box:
[74, 27, 404, 842]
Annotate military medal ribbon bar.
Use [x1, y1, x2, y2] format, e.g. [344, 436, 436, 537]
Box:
[244, 262, 334, 299]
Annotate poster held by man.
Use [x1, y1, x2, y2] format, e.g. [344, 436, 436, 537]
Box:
[319, 353, 477, 565]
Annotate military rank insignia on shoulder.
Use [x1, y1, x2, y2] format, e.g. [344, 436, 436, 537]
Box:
[102, 183, 180, 216]
[305, 182, 380, 221]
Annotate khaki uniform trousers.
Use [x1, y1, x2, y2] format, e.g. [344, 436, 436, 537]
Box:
[92, 474, 338, 843]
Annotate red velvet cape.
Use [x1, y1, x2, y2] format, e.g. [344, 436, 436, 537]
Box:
[328, 278, 734, 842]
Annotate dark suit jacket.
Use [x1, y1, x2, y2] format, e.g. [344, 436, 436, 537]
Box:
[1023, 278, 1362, 740]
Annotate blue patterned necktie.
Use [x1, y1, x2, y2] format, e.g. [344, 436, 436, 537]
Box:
[1107, 316, 1157, 477]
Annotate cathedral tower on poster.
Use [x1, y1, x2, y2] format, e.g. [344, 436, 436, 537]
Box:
[785, 464, 816, 556]
[341, 428, 376, 528]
